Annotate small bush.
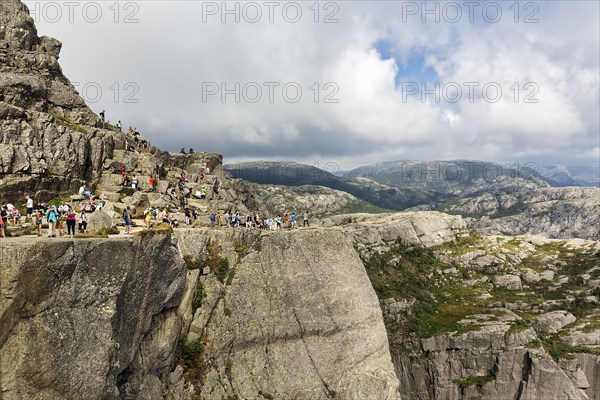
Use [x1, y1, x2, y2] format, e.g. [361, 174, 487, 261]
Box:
[192, 280, 204, 315]
[454, 373, 495, 388]
[214, 258, 230, 283]
[177, 337, 206, 382]
[183, 254, 203, 270]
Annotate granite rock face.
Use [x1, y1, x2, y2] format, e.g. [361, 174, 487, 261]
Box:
[0, 233, 187, 400]
[0, 0, 119, 201]
[179, 229, 401, 400]
[452, 187, 600, 240]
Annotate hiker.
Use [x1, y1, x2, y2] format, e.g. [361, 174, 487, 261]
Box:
[100, 193, 109, 204]
[210, 212, 216, 227]
[155, 164, 161, 176]
[66, 208, 77, 237]
[188, 147, 194, 154]
[192, 209, 199, 224]
[149, 176, 155, 192]
[55, 217, 64, 237]
[185, 208, 192, 225]
[224, 211, 230, 228]
[35, 210, 43, 236]
[79, 210, 88, 232]
[303, 211, 310, 227]
[131, 175, 138, 190]
[123, 206, 132, 235]
[160, 209, 169, 224]
[216, 211, 222, 228]
[200, 187, 207, 200]
[45, 205, 59, 237]
[144, 208, 152, 228]
[100, 110, 105, 121]
[283, 213, 289, 228]
[290, 212, 297, 229]
[180, 147, 186, 154]
[116, 120, 122, 131]
[0, 206, 7, 238]
[25, 195, 34, 220]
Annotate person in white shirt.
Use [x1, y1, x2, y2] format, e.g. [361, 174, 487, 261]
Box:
[25, 195, 34, 219]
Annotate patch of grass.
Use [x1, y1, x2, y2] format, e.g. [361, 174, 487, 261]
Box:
[183, 254, 203, 270]
[233, 243, 246, 253]
[199, 240, 231, 283]
[50, 112, 89, 134]
[98, 226, 120, 236]
[192, 279, 204, 315]
[214, 257, 230, 283]
[538, 333, 600, 361]
[506, 319, 530, 334]
[454, 373, 495, 388]
[176, 337, 206, 383]
[432, 231, 483, 256]
[361, 239, 485, 338]
[74, 232, 108, 239]
[47, 194, 72, 206]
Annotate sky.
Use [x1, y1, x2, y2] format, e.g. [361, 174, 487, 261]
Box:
[25, 0, 600, 170]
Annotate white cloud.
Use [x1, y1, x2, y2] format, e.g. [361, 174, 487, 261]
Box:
[26, 0, 600, 169]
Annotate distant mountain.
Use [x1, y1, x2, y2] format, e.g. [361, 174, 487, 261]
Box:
[225, 160, 550, 212]
[340, 160, 548, 194]
[567, 164, 600, 187]
[224, 161, 434, 211]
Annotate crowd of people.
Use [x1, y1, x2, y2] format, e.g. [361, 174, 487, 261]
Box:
[124, 127, 149, 152]
[1, 135, 312, 238]
[0, 195, 90, 238]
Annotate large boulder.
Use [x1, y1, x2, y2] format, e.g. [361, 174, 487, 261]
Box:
[86, 210, 116, 233]
[533, 311, 577, 333]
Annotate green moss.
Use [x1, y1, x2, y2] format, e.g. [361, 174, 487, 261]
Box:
[454, 373, 495, 388]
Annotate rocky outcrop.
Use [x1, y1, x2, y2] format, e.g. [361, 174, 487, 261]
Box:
[0, 0, 121, 201]
[178, 228, 401, 400]
[0, 233, 187, 399]
[321, 211, 466, 249]
[447, 187, 600, 240]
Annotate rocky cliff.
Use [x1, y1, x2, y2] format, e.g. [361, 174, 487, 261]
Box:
[1, 227, 404, 399]
[176, 228, 401, 400]
[348, 215, 600, 400]
[0, 233, 187, 399]
[0, 0, 120, 200]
